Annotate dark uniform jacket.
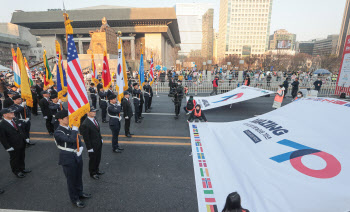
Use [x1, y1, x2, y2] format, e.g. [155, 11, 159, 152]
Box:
[132, 89, 141, 105]
[98, 90, 108, 108]
[80, 118, 103, 151]
[35, 84, 43, 99]
[54, 126, 83, 166]
[0, 119, 26, 149]
[49, 102, 64, 124]
[3, 97, 14, 108]
[96, 83, 103, 93]
[39, 97, 52, 117]
[107, 103, 121, 126]
[143, 85, 153, 97]
[106, 89, 114, 99]
[10, 104, 31, 121]
[89, 87, 97, 101]
[4, 89, 11, 99]
[121, 97, 133, 118]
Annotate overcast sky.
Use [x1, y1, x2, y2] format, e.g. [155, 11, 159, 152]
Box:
[0, 0, 346, 41]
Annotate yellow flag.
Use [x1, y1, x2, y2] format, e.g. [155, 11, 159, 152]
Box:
[17, 47, 33, 107]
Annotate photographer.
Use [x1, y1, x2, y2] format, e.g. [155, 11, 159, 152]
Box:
[173, 80, 184, 119]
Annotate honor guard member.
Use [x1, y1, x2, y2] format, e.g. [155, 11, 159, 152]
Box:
[139, 87, 145, 119]
[10, 95, 35, 146]
[4, 84, 12, 99]
[173, 80, 184, 119]
[107, 94, 124, 153]
[143, 80, 152, 112]
[54, 110, 91, 208]
[148, 83, 154, 109]
[30, 85, 39, 116]
[132, 83, 141, 123]
[49, 94, 64, 131]
[0, 108, 31, 178]
[106, 85, 114, 99]
[80, 106, 104, 180]
[39, 90, 54, 135]
[89, 83, 97, 108]
[3, 91, 16, 108]
[96, 79, 103, 93]
[98, 89, 108, 123]
[121, 91, 133, 137]
[50, 84, 58, 96]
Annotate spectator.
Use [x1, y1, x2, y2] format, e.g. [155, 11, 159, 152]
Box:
[313, 78, 323, 92]
[283, 78, 289, 98]
[266, 73, 272, 87]
[291, 78, 299, 99]
[210, 76, 219, 95]
[222, 192, 250, 212]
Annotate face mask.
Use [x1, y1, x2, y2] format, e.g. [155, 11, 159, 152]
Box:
[178, 83, 181, 85]
[297, 95, 301, 98]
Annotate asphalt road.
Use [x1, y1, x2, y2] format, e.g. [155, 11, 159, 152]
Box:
[0, 93, 292, 212]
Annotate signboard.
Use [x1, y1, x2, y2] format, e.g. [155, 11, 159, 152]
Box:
[335, 35, 350, 96]
[189, 98, 350, 212]
[187, 86, 275, 110]
[277, 40, 291, 49]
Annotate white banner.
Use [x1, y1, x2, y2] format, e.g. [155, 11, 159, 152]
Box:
[189, 86, 275, 110]
[189, 98, 350, 212]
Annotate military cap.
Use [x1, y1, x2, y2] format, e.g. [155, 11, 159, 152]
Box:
[90, 106, 98, 112]
[55, 110, 69, 120]
[133, 82, 138, 87]
[41, 90, 49, 95]
[108, 94, 117, 101]
[123, 91, 130, 95]
[12, 94, 22, 100]
[0, 108, 15, 115]
[50, 94, 58, 99]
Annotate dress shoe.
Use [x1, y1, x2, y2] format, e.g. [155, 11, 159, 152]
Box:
[0, 189, 4, 194]
[26, 141, 35, 145]
[49, 132, 54, 136]
[79, 193, 92, 199]
[135, 120, 141, 123]
[97, 171, 105, 175]
[113, 149, 122, 153]
[22, 169, 32, 173]
[90, 174, 99, 180]
[126, 134, 132, 138]
[16, 172, 25, 178]
[117, 146, 124, 150]
[73, 200, 85, 208]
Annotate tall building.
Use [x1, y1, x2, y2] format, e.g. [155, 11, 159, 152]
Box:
[296, 41, 315, 56]
[336, 0, 350, 57]
[269, 29, 296, 50]
[218, 0, 273, 61]
[201, 9, 214, 60]
[175, 3, 214, 56]
[312, 35, 339, 56]
[213, 32, 219, 64]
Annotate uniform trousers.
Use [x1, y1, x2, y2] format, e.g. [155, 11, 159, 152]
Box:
[124, 118, 131, 135]
[62, 158, 83, 202]
[9, 148, 25, 174]
[110, 122, 121, 150]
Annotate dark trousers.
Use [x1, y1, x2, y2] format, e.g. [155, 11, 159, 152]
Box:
[30, 101, 38, 115]
[62, 159, 83, 202]
[149, 97, 153, 108]
[21, 121, 31, 139]
[175, 102, 182, 116]
[91, 99, 97, 109]
[46, 116, 54, 133]
[210, 87, 218, 96]
[88, 148, 102, 176]
[53, 121, 59, 131]
[134, 104, 140, 122]
[292, 89, 298, 98]
[144, 96, 150, 111]
[284, 89, 288, 97]
[9, 148, 25, 174]
[101, 107, 107, 121]
[110, 123, 120, 150]
[124, 118, 131, 135]
[139, 103, 143, 117]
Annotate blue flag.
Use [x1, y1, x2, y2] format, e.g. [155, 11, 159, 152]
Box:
[139, 53, 145, 87]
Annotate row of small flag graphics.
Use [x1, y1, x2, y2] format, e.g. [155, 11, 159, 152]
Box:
[192, 125, 218, 212]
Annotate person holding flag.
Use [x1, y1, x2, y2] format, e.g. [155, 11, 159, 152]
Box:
[99, 51, 112, 123]
[53, 12, 91, 208]
[11, 48, 21, 88]
[55, 41, 68, 102]
[116, 33, 128, 103]
[43, 50, 54, 90]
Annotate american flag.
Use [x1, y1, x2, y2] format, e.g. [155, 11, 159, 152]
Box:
[66, 34, 90, 126]
[149, 55, 155, 85]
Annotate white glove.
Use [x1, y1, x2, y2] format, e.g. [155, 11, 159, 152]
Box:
[101, 139, 103, 143]
[58, 99, 62, 104]
[88, 149, 94, 153]
[25, 118, 30, 122]
[118, 116, 122, 121]
[43, 116, 47, 119]
[125, 116, 129, 119]
[6, 147, 14, 152]
[22, 102, 26, 107]
[72, 126, 78, 131]
[76, 147, 84, 157]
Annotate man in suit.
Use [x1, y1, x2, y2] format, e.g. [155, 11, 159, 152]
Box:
[89, 83, 97, 108]
[54, 110, 91, 208]
[98, 89, 108, 123]
[107, 94, 123, 153]
[10, 95, 35, 146]
[3, 91, 16, 108]
[121, 91, 133, 137]
[148, 83, 154, 110]
[39, 90, 54, 135]
[80, 106, 104, 180]
[0, 108, 31, 178]
[143, 80, 152, 113]
[49, 94, 64, 131]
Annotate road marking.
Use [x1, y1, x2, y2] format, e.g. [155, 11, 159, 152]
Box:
[30, 137, 190, 146]
[30, 132, 190, 139]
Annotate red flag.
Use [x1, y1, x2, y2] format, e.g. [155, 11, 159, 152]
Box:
[102, 51, 111, 90]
